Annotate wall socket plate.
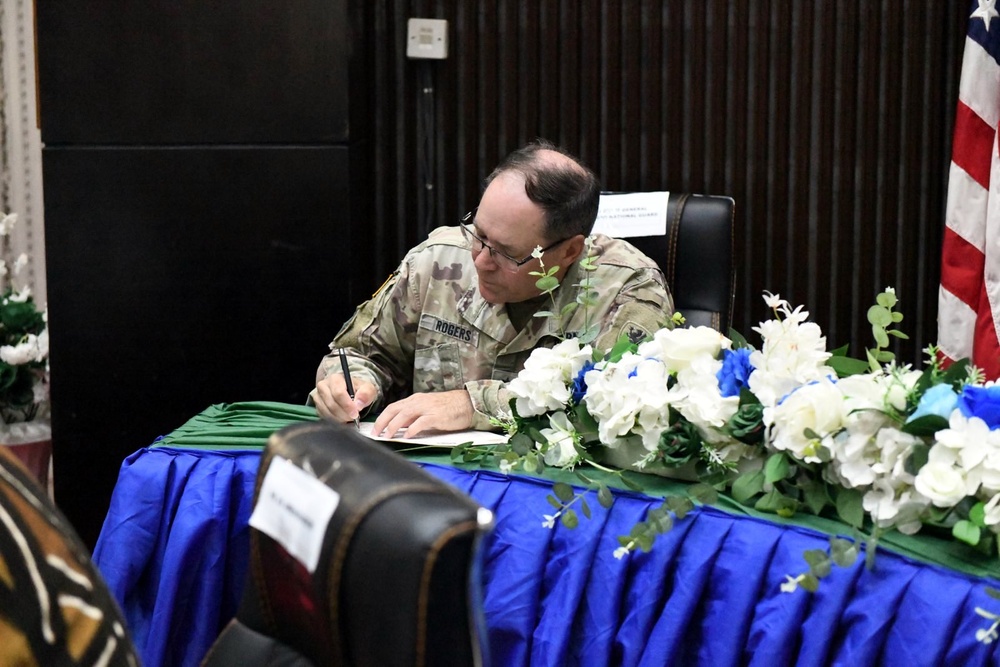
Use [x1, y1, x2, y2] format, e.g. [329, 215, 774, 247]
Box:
[406, 18, 448, 59]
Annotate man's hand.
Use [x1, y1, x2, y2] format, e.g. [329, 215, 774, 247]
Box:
[372, 390, 474, 438]
[313, 373, 378, 423]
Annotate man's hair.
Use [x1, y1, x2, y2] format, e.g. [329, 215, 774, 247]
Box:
[483, 139, 601, 239]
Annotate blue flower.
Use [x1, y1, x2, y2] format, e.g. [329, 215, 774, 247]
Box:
[907, 384, 959, 423]
[957, 385, 1000, 429]
[717, 348, 753, 398]
[571, 360, 595, 405]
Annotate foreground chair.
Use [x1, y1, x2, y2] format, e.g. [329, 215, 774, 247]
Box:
[0, 447, 139, 664]
[622, 192, 736, 332]
[202, 421, 493, 667]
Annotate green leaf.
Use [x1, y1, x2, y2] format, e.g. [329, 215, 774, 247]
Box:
[764, 453, 791, 484]
[868, 305, 892, 327]
[553, 482, 575, 503]
[829, 537, 860, 567]
[804, 549, 832, 578]
[876, 292, 897, 309]
[581, 498, 592, 519]
[597, 485, 615, 508]
[732, 470, 765, 504]
[953, 520, 982, 546]
[560, 509, 579, 529]
[510, 433, 533, 456]
[872, 326, 890, 349]
[535, 275, 559, 292]
[970, 502, 987, 527]
[533, 310, 556, 319]
[875, 350, 894, 363]
[619, 474, 644, 492]
[799, 573, 820, 593]
[728, 328, 750, 349]
[901, 415, 948, 437]
[546, 494, 562, 510]
[903, 443, 930, 475]
[802, 479, 831, 515]
[835, 488, 864, 528]
[826, 355, 870, 377]
[986, 586, 1000, 601]
[887, 329, 908, 339]
[666, 496, 694, 519]
[754, 489, 798, 516]
[687, 483, 719, 505]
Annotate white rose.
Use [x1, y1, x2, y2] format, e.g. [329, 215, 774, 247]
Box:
[638, 326, 730, 374]
[913, 460, 970, 508]
[508, 339, 592, 417]
[767, 377, 844, 463]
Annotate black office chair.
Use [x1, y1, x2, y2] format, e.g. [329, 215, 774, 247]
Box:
[202, 421, 493, 667]
[620, 192, 736, 333]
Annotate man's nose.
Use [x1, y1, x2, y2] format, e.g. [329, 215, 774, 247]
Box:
[474, 247, 498, 271]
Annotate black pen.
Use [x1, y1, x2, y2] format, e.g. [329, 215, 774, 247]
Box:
[338, 347, 361, 430]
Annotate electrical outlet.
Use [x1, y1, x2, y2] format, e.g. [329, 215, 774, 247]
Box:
[406, 18, 448, 60]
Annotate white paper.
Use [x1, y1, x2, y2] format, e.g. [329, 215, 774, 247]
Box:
[592, 191, 670, 238]
[358, 421, 507, 448]
[248, 456, 340, 573]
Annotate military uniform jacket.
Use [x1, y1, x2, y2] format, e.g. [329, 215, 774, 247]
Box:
[319, 226, 673, 430]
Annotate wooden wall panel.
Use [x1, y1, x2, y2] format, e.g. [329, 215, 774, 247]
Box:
[370, 0, 966, 362]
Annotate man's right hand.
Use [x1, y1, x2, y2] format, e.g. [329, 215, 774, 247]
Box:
[313, 373, 378, 423]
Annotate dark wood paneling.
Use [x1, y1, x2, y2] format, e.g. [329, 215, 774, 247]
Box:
[372, 0, 967, 362]
[36, 1, 366, 145]
[44, 146, 367, 546]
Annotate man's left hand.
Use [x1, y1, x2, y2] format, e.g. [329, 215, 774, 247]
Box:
[372, 389, 474, 438]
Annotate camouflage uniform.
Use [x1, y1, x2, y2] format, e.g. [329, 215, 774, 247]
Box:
[317, 226, 673, 430]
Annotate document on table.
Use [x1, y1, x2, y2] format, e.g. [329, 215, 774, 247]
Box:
[357, 421, 508, 448]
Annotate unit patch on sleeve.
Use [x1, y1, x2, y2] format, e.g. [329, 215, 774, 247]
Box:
[419, 314, 479, 346]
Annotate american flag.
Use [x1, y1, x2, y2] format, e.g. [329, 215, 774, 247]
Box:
[939, 0, 1000, 379]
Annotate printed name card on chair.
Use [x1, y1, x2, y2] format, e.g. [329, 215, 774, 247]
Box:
[202, 421, 494, 667]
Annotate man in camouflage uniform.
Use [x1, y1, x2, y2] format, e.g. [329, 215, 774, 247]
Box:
[313, 140, 673, 436]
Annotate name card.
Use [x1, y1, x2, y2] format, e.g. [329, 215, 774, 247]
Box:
[248, 456, 340, 573]
[592, 191, 670, 238]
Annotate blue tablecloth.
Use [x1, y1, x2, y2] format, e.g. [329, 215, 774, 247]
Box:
[93, 405, 1000, 667]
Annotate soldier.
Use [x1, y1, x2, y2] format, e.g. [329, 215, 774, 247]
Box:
[312, 139, 673, 437]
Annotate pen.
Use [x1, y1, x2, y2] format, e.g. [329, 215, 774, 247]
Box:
[338, 347, 361, 430]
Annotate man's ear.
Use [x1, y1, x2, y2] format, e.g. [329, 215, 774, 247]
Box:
[561, 234, 587, 265]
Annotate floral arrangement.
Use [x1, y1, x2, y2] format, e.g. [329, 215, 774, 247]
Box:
[454, 283, 1000, 640]
[0, 212, 48, 426]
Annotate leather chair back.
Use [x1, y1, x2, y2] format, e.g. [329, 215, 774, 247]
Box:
[622, 192, 736, 332]
[202, 421, 493, 667]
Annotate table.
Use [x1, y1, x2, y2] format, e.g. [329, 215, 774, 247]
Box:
[93, 402, 1000, 667]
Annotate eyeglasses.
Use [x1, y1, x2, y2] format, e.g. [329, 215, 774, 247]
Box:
[459, 209, 567, 273]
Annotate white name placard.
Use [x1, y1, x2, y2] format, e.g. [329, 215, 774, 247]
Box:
[592, 191, 670, 238]
[248, 456, 340, 573]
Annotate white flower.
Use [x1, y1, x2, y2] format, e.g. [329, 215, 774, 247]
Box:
[531, 245, 544, 260]
[984, 493, 1000, 527]
[672, 352, 739, 446]
[638, 326, 730, 374]
[747, 296, 833, 408]
[613, 545, 630, 560]
[583, 354, 675, 450]
[542, 514, 557, 529]
[766, 377, 844, 463]
[538, 411, 579, 468]
[508, 339, 593, 417]
[7, 286, 31, 303]
[12, 253, 27, 276]
[498, 458, 515, 474]
[0, 213, 17, 236]
[763, 291, 783, 309]
[780, 574, 802, 593]
[0, 334, 44, 366]
[913, 459, 970, 508]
